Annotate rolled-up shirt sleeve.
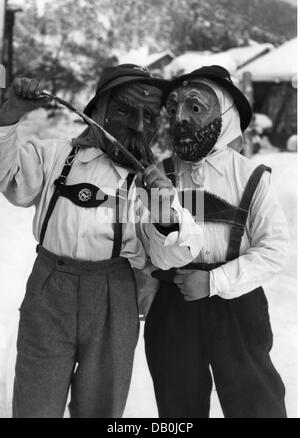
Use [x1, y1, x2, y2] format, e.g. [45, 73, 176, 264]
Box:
[0, 123, 44, 207]
[138, 189, 203, 270]
[210, 171, 290, 299]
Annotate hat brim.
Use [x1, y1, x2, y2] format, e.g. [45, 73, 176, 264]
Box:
[84, 76, 168, 117]
[163, 72, 253, 132]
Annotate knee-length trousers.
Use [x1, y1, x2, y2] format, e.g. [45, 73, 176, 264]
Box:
[13, 247, 139, 418]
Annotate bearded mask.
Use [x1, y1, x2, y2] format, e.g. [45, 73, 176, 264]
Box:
[171, 117, 222, 162]
[91, 82, 162, 168]
[166, 82, 225, 162]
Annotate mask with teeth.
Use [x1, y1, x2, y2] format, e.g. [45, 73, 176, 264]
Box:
[171, 116, 222, 162]
[166, 82, 223, 162]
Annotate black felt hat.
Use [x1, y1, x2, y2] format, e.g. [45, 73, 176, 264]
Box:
[163, 65, 253, 131]
[84, 64, 168, 116]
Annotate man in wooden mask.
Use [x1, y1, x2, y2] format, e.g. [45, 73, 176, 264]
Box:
[145, 65, 289, 418]
[0, 64, 201, 418]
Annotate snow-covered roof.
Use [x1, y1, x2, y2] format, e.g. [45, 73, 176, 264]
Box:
[227, 43, 273, 69]
[163, 42, 275, 78]
[164, 51, 237, 78]
[237, 38, 297, 82]
[117, 48, 174, 68]
[145, 51, 174, 67]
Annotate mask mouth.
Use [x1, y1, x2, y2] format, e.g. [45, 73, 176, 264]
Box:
[178, 137, 194, 144]
[106, 132, 154, 168]
[170, 117, 222, 162]
[173, 121, 195, 139]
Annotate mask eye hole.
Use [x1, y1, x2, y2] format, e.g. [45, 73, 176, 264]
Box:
[166, 100, 177, 116]
[192, 104, 201, 114]
[166, 106, 177, 117]
[117, 107, 129, 116]
[144, 110, 154, 125]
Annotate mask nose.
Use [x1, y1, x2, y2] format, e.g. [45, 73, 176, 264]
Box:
[129, 104, 144, 133]
[137, 104, 144, 133]
[175, 102, 189, 123]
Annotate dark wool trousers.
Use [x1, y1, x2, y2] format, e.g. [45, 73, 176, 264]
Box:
[13, 248, 139, 418]
[144, 283, 287, 418]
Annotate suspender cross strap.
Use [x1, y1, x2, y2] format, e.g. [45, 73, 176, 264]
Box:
[151, 159, 271, 281]
[39, 146, 135, 260]
[39, 146, 79, 248]
[226, 164, 271, 261]
[162, 157, 271, 262]
[111, 173, 136, 258]
[163, 156, 176, 186]
[162, 157, 249, 226]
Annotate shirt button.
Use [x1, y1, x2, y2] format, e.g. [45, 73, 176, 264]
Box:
[57, 260, 65, 266]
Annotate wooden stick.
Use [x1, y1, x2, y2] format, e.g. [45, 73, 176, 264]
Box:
[41, 90, 145, 172]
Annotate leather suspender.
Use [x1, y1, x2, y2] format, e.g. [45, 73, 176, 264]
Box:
[39, 147, 135, 260]
[162, 156, 176, 186]
[111, 173, 135, 258]
[226, 164, 271, 261]
[39, 146, 79, 248]
[162, 157, 271, 263]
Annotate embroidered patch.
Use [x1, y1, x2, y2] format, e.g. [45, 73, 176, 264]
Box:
[78, 188, 92, 202]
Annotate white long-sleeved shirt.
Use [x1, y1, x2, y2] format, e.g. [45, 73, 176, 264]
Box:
[0, 122, 201, 270]
[167, 147, 289, 299]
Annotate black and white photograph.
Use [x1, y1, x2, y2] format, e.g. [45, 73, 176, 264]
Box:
[0, 0, 297, 420]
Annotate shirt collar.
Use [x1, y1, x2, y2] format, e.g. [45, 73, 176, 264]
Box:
[176, 148, 228, 177]
[77, 147, 104, 163]
[110, 160, 131, 180]
[77, 147, 130, 179]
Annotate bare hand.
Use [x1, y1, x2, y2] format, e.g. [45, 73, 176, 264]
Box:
[141, 164, 178, 226]
[143, 164, 173, 191]
[0, 78, 49, 125]
[174, 269, 210, 301]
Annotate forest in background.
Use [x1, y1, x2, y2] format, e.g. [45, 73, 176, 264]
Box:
[9, 0, 297, 100]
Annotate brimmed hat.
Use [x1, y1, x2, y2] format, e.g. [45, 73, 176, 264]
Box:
[163, 65, 253, 131]
[84, 64, 168, 116]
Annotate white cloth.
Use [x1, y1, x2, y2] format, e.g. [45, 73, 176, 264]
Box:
[191, 77, 242, 151]
[187, 78, 243, 190]
[170, 149, 289, 299]
[167, 77, 289, 299]
[0, 122, 202, 270]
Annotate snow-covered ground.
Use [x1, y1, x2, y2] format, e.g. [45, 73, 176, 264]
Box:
[0, 111, 297, 417]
